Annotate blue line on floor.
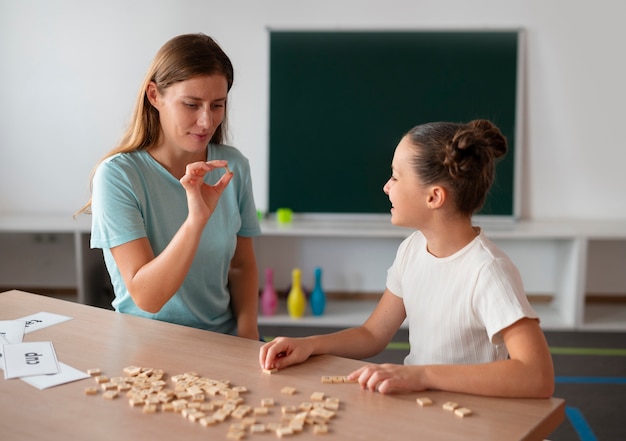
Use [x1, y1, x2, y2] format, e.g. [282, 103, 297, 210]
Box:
[555, 376, 626, 384]
[566, 406, 598, 441]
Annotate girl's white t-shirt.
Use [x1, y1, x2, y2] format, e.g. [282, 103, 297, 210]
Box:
[386, 229, 538, 366]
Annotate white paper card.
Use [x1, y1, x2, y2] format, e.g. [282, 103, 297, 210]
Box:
[19, 312, 73, 333]
[0, 320, 26, 343]
[3, 341, 60, 379]
[21, 362, 89, 390]
[0, 334, 8, 370]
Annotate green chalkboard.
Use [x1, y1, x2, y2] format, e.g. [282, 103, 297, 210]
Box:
[269, 30, 520, 217]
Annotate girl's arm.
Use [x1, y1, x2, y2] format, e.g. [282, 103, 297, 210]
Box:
[350, 317, 555, 398]
[228, 236, 260, 340]
[259, 289, 406, 370]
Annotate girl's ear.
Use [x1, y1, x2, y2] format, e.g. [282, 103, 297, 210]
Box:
[146, 81, 160, 108]
[427, 185, 447, 209]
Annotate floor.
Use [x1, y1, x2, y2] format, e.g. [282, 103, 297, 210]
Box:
[259, 326, 626, 441]
[544, 331, 625, 441]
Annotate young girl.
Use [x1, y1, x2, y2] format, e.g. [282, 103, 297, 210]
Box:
[259, 120, 555, 398]
[79, 34, 261, 339]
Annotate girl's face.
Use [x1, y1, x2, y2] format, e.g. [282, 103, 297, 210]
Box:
[148, 75, 228, 154]
[383, 137, 431, 228]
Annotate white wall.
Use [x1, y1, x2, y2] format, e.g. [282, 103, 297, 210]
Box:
[1, 0, 625, 220]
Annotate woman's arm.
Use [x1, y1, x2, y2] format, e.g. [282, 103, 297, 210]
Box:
[228, 236, 260, 340]
[259, 289, 406, 370]
[109, 217, 205, 313]
[350, 317, 555, 398]
[110, 161, 233, 313]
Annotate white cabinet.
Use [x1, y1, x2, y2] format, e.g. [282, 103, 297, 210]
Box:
[0, 215, 107, 306]
[1, 215, 625, 330]
[254, 218, 626, 331]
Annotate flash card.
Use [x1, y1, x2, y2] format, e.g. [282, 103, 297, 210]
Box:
[21, 362, 89, 390]
[2, 341, 60, 379]
[19, 312, 72, 334]
[0, 334, 8, 370]
[0, 320, 26, 344]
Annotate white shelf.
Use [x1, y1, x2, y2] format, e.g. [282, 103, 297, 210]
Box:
[256, 218, 626, 331]
[258, 298, 577, 331]
[0, 213, 90, 232]
[531, 303, 577, 331]
[2, 214, 626, 330]
[580, 304, 626, 331]
[258, 299, 408, 329]
[260, 218, 626, 240]
[257, 299, 577, 331]
[0, 213, 103, 305]
[260, 217, 411, 238]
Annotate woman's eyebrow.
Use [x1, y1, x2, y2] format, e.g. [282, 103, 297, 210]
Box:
[182, 95, 227, 103]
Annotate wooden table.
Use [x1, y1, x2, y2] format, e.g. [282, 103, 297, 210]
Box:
[0, 290, 564, 440]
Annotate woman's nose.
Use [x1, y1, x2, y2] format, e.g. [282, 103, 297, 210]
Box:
[197, 109, 212, 128]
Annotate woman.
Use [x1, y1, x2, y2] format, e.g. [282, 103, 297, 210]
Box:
[80, 33, 260, 339]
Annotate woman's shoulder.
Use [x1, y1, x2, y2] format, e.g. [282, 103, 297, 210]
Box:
[99, 150, 147, 167]
[94, 151, 153, 184]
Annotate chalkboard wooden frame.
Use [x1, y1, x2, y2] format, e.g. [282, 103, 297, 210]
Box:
[269, 29, 524, 220]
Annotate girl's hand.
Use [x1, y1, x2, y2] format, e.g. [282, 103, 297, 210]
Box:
[259, 337, 314, 371]
[347, 363, 424, 394]
[179, 160, 233, 224]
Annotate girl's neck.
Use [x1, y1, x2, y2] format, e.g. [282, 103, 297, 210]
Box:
[422, 219, 478, 258]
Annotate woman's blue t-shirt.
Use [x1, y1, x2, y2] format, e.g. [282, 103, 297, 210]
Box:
[90, 144, 261, 334]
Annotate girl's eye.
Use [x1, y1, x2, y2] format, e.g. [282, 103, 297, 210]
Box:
[184, 102, 198, 109]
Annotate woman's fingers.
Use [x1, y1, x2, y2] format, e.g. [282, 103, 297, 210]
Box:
[180, 160, 231, 188]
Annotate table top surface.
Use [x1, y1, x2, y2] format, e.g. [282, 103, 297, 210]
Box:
[0, 290, 564, 441]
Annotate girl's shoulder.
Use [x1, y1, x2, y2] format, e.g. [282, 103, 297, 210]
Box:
[474, 230, 509, 260]
[396, 230, 426, 257]
[404, 230, 426, 245]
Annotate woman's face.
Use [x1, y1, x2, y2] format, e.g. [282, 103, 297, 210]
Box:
[383, 136, 430, 228]
[148, 75, 228, 154]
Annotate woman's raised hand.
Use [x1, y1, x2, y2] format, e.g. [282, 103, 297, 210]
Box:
[180, 160, 233, 224]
